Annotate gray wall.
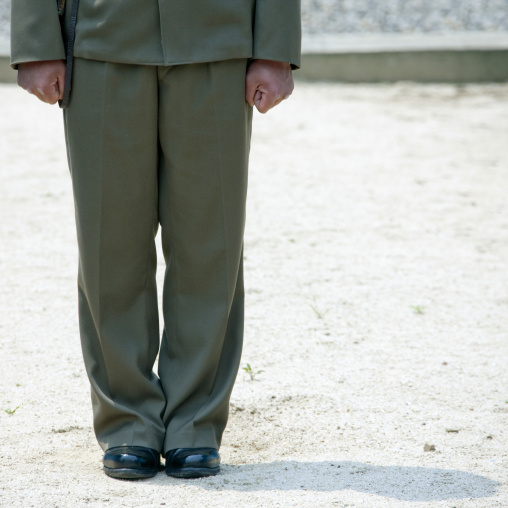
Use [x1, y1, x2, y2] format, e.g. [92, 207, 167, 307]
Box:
[302, 0, 508, 34]
[2, 0, 508, 83]
[0, 0, 9, 46]
[2, 0, 508, 45]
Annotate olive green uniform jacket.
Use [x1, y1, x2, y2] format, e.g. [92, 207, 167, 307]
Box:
[11, 0, 301, 69]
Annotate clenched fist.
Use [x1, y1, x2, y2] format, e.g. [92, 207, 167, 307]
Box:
[245, 59, 294, 114]
[17, 60, 66, 105]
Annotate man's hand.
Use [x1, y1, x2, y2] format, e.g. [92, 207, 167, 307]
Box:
[245, 59, 294, 114]
[17, 60, 66, 105]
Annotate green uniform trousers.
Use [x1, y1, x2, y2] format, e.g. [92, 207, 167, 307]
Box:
[63, 57, 252, 454]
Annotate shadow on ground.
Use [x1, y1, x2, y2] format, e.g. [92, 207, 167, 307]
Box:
[146, 461, 499, 502]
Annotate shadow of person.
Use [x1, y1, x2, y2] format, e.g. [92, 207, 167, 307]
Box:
[148, 460, 499, 502]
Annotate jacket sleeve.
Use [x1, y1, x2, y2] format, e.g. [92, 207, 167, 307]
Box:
[252, 0, 301, 69]
[10, 0, 66, 68]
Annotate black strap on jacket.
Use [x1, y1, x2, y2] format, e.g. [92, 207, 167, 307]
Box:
[58, 0, 80, 109]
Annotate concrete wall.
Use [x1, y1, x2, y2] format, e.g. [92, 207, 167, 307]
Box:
[2, 0, 508, 82]
[2, 0, 508, 45]
[302, 0, 508, 34]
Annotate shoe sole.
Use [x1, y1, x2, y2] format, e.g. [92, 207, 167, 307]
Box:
[166, 466, 220, 478]
[103, 466, 158, 480]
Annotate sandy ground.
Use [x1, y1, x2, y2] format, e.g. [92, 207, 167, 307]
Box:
[0, 81, 507, 507]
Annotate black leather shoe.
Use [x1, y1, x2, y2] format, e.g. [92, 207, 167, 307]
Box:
[103, 446, 160, 480]
[165, 448, 220, 478]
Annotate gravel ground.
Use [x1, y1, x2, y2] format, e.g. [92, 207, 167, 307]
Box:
[2, 0, 508, 45]
[1, 82, 508, 507]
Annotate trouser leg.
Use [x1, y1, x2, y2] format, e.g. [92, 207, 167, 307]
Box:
[156, 59, 252, 452]
[63, 58, 166, 452]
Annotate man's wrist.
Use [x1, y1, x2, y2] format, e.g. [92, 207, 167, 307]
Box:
[251, 59, 291, 68]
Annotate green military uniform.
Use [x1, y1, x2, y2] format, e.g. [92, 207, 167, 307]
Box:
[10, 0, 301, 456]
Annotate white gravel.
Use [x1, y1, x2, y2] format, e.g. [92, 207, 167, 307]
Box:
[0, 82, 507, 507]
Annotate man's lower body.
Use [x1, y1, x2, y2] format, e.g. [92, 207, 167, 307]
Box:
[63, 57, 252, 478]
